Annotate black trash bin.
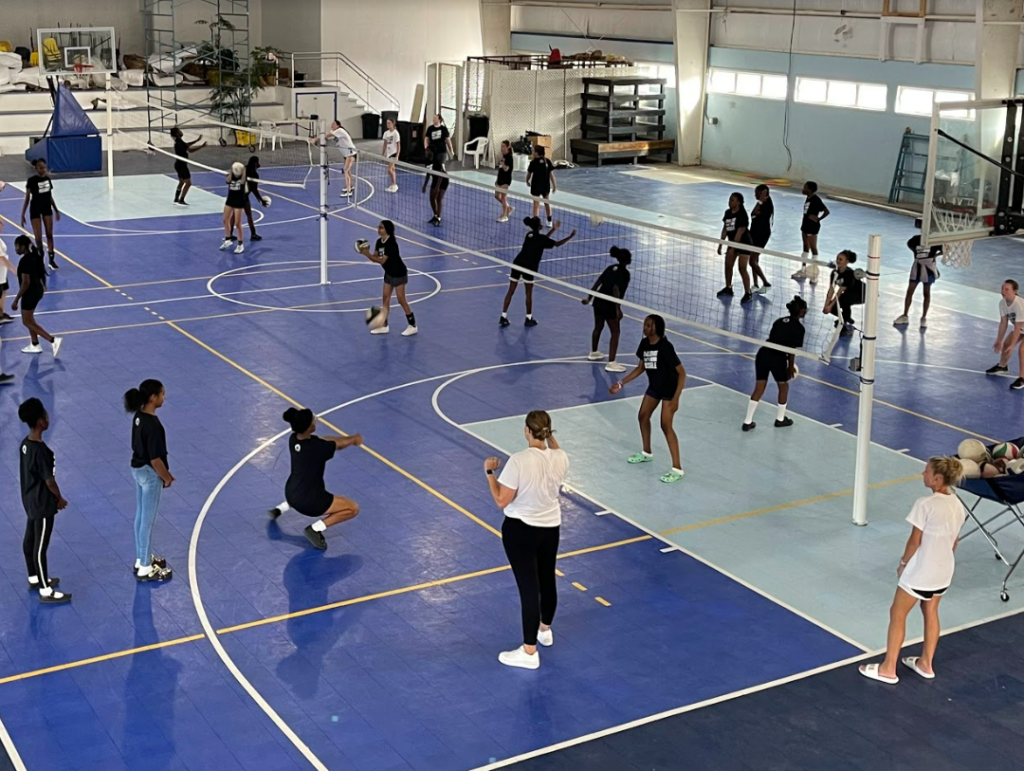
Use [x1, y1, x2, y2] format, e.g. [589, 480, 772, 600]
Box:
[380, 110, 398, 131]
[361, 113, 381, 139]
[468, 114, 490, 142]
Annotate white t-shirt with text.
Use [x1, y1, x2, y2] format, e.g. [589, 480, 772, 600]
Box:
[899, 491, 967, 591]
[999, 295, 1024, 328]
[382, 128, 400, 158]
[330, 127, 356, 155]
[497, 446, 569, 528]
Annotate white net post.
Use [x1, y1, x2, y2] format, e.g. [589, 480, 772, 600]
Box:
[105, 73, 114, 190]
[318, 119, 329, 286]
[852, 234, 882, 526]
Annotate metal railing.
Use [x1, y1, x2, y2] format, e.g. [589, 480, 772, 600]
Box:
[281, 51, 400, 116]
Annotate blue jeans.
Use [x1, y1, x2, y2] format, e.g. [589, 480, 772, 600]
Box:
[132, 465, 163, 565]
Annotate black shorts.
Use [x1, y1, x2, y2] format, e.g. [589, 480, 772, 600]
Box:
[755, 347, 790, 383]
[29, 205, 53, 220]
[286, 489, 334, 518]
[644, 384, 675, 402]
[384, 273, 408, 287]
[510, 258, 540, 284]
[496, 175, 512, 188]
[593, 299, 620, 321]
[0, 280, 8, 292]
[726, 238, 752, 256]
[430, 150, 448, 166]
[750, 231, 771, 250]
[175, 161, 191, 181]
[226, 192, 246, 209]
[431, 176, 450, 192]
[20, 289, 44, 312]
[801, 221, 821, 236]
[531, 185, 550, 199]
[900, 583, 948, 601]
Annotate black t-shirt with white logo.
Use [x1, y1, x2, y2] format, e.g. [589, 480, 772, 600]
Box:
[514, 231, 556, 270]
[802, 194, 826, 231]
[131, 411, 168, 469]
[767, 315, 805, 349]
[723, 207, 751, 243]
[285, 434, 336, 503]
[636, 336, 682, 396]
[595, 264, 630, 301]
[26, 175, 53, 208]
[426, 124, 449, 155]
[375, 236, 407, 279]
[751, 197, 774, 240]
[528, 158, 553, 189]
[20, 437, 57, 520]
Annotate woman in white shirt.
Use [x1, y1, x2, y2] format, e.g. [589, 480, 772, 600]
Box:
[860, 456, 966, 684]
[311, 121, 357, 198]
[381, 118, 401, 193]
[484, 410, 570, 670]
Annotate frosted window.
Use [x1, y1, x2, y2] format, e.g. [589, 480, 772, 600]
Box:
[827, 81, 857, 107]
[708, 70, 736, 94]
[896, 87, 934, 116]
[736, 73, 762, 96]
[857, 84, 888, 111]
[761, 75, 788, 100]
[796, 78, 828, 103]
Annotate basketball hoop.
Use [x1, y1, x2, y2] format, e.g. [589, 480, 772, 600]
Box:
[931, 207, 990, 269]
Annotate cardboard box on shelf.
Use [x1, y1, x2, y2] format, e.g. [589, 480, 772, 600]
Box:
[530, 134, 552, 149]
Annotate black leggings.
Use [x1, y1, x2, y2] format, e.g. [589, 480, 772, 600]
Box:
[502, 516, 560, 646]
[831, 296, 855, 325]
[23, 516, 54, 583]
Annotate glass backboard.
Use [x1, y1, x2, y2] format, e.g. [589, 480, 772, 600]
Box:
[37, 27, 117, 76]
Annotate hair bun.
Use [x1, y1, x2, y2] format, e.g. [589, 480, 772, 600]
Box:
[283, 408, 297, 421]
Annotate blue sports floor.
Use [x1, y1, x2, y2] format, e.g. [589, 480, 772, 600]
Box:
[0, 158, 1023, 771]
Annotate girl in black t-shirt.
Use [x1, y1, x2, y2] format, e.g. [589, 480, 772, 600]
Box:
[716, 192, 754, 303]
[743, 296, 807, 432]
[423, 157, 450, 226]
[171, 126, 206, 206]
[749, 184, 773, 293]
[822, 250, 864, 362]
[356, 219, 417, 336]
[500, 217, 576, 327]
[220, 163, 247, 253]
[124, 379, 174, 581]
[20, 159, 60, 271]
[608, 314, 686, 484]
[582, 247, 631, 372]
[495, 140, 514, 223]
[272, 407, 362, 550]
[793, 180, 829, 283]
[19, 397, 71, 604]
[242, 156, 269, 242]
[526, 147, 556, 225]
[423, 114, 453, 165]
[12, 236, 62, 358]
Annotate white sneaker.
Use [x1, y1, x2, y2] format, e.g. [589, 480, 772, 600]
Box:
[370, 325, 390, 335]
[497, 215, 509, 223]
[920, 317, 928, 329]
[587, 351, 606, 361]
[234, 242, 245, 254]
[22, 344, 43, 354]
[498, 646, 539, 670]
[537, 628, 553, 647]
[401, 326, 418, 337]
[219, 239, 233, 250]
[385, 185, 398, 193]
[791, 267, 806, 279]
[51, 337, 63, 359]
[893, 315, 909, 326]
[605, 361, 627, 373]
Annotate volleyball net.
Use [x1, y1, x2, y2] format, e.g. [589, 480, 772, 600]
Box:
[349, 151, 874, 366]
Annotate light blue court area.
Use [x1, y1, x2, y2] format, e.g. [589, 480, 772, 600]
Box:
[464, 381, 1024, 650]
[6, 175, 226, 223]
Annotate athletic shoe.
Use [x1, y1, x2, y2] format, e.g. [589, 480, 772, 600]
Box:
[537, 628, 553, 647]
[759, 281, 772, 293]
[268, 507, 284, 519]
[370, 325, 390, 335]
[219, 239, 233, 250]
[791, 267, 806, 279]
[524, 318, 538, 327]
[91, 98, 101, 111]
[251, 234, 263, 241]
[1011, 378, 1024, 391]
[605, 362, 627, 373]
[893, 315, 909, 326]
[0, 374, 14, 385]
[660, 469, 684, 484]
[39, 590, 72, 604]
[51, 337, 63, 359]
[433, 218, 442, 228]
[48, 256, 58, 270]
[27, 577, 58, 589]
[136, 565, 173, 582]
[304, 524, 328, 550]
[716, 286, 734, 297]
[401, 326, 418, 337]
[986, 364, 1009, 375]
[587, 351, 606, 361]
[22, 344, 43, 354]
[742, 422, 756, 432]
[339, 189, 353, 198]
[627, 452, 653, 464]
[499, 316, 510, 327]
[497, 216, 509, 223]
[428, 216, 438, 225]
[385, 185, 398, 193]
[498, 646, 539, 670]
[775, 417, 794, 428]
[0, 313, 14, 324]
[175, 200, 189, 207]
[920, 317, 928, 329]
[234, 243, 245, 254]
[740, 292, 753, 304]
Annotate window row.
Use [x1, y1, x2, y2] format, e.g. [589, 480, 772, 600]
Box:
[707, 69, 972, 118]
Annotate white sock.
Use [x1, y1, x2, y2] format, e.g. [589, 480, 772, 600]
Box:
[28, 576, 40, 585]
[277, 502, 290, 514]
[526, 314, 533, 320]
[800, 252, 809, 262]
[672, 467, 684, 474]
[134, 560, 142, 569]
[501, 312, 508, 319]
[39, 586, 53, 597]
[642, 450, 653, 458]
[744, 400, 759, 425]
[137, 564, 153, 577]
[777, 402, 788, 422]
[311, 519, 327, 532]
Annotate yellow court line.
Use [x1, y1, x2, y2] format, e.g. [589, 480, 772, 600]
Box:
[595, 597, 612, 607]
[0, 214, 115, 290]
[571, 582, 588, 592]
[660, 473, 921, 537]
[0, 532, 641, 685]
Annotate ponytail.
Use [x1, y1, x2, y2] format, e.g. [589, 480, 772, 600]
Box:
[525, 410, 554, 441]
[124, 379, 164, 412]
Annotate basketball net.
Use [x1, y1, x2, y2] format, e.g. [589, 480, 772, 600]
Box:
[932, 208, 975, 269]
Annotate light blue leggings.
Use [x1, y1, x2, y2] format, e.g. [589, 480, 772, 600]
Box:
[132, 465, 163, 566]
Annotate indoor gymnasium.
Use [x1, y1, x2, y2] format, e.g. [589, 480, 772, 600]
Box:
[2, 2, 1024, 770]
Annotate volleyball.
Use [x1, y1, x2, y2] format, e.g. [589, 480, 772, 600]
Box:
[231, 162, 244, 177]
[959, 458, 981, 479]
[365, 306, 387, 330]
[791, 363, 799, 381]
[262, 196, 272, 207]
[590, 214, 604, 226]
[957, 438, 989, 464]
[992, 441, 1020, 461]
[1007, 458, 1024, 475]
[806, 264, 820, 281]
[354, 238, 370, 254]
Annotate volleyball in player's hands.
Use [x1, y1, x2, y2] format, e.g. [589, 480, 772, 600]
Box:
[262, 197, 272, 207]
[231, 161, 244, 176]
[789, 363, 800, 381]
[365, 305, 387, 330]
[354, 238, 370, 255]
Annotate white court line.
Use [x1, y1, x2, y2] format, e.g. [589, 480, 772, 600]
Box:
[431, 362, 873, 652]
[0, 712, 27, 771]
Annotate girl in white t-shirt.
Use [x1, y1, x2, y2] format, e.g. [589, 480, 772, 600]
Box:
[311, 121, 357, 197]
[986, 279, 1024, 391]
[860, 456, 966, 685]
[484, 410, 569, 670]
[381, 118, 401, 193]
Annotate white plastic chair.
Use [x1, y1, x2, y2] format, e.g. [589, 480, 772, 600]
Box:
[258, 121, 278, 151]
[463, 136, 488, 169]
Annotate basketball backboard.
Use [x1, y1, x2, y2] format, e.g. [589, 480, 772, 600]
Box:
[922, 97, 1024, 247]
[37, 27, 117, 76]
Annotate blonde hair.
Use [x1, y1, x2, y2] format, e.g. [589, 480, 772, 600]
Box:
[525, 410, 554, 441]
[928, 456, 963, 487]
